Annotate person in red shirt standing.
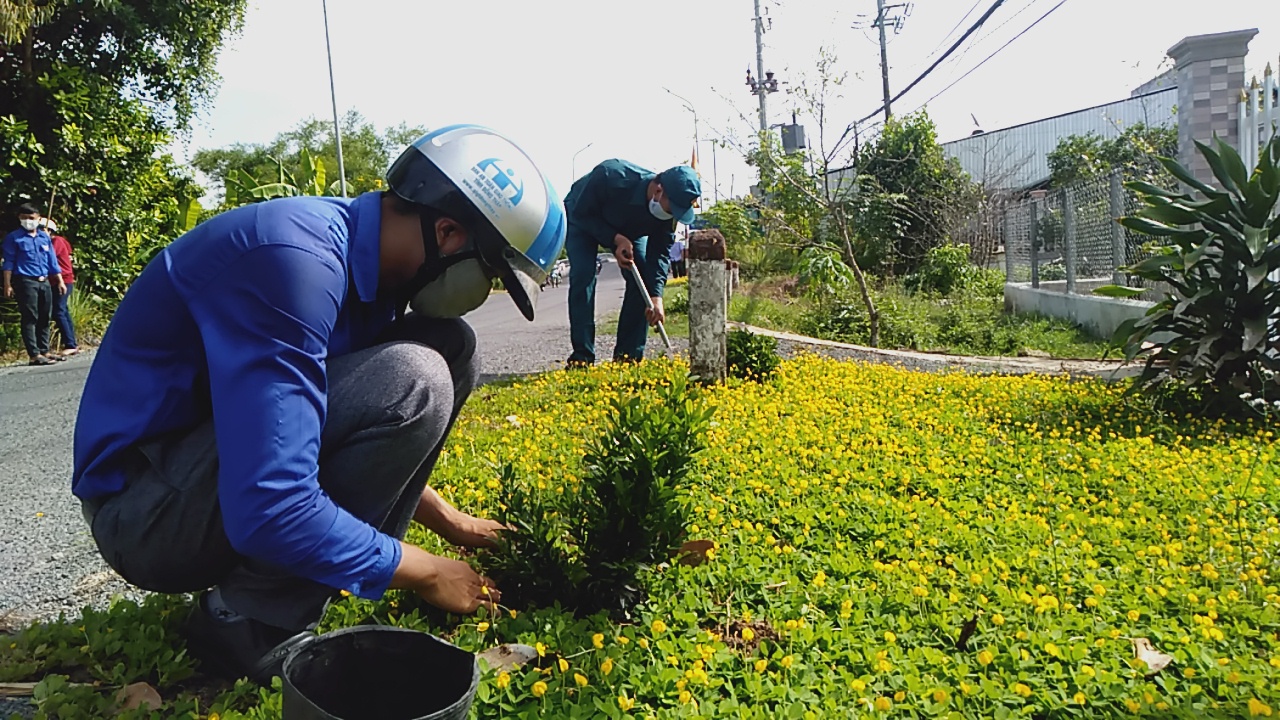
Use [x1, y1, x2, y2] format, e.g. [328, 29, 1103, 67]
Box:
[43, 219, 79, 356]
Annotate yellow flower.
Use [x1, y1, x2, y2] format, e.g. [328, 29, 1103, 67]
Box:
[558, 657, 569, 673]
[618, 635, 631, 645]
[781, 655, 793, 669]
[637, 637, 649, 649]
[678, 690, 692, 704]
[574, 672, 588, 688]
[1228, 671, 1241, 684]
[1013, 683, 1032, 698]
[932, 689, 947, 703]
[476, 621, 490, 633]
[1074, 692, 1086, 705]
[1127, 609, 1141, 622]
[991, 614, 1004, 626]
[617, 693, 636, 711]
[874, 696, 892, 711]
[851, 679, 866, 692]
[535, 642, 546, 657]
[741, 627, 755, 642]
[894, 690, 905, 702]
[754, 659, 768, 673]
[532, 681, 547, 698]
[978, 650, 994, 666]
[813, 570, 827, 587]
[1183, 668, 1196, 678]
[651, 619, 667, 635]
[601, 657, 614, 675]
[496, 672, 511, 689]
[1249, 698, 1274, 717]
[592, 633, 604, 649]
[884, 631, 896, 644]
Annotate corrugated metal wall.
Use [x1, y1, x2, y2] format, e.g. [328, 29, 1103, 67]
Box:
[942, 89, 1178, 190]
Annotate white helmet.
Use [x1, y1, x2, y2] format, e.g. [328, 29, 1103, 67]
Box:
[386, 124, 566, 321]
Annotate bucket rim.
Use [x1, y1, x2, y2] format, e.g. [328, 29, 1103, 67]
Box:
[281, 625, 480, 719]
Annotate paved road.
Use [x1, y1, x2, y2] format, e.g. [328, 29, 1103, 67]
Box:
[0, 269, 634, 624]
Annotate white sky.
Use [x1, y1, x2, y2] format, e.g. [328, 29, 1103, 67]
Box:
[174, 0, 1279, 205]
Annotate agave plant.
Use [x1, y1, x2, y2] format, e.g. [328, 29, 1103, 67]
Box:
[1096, 134, 1279, 403]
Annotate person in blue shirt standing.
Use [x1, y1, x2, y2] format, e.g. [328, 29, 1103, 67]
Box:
[3, 203, 68, 365]
[72, 125, 566, 683]
[562, 160, 699, 365]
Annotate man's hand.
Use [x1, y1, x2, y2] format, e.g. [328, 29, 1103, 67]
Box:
[2, 285, 11, 299]
[416, 554, 501, 615]
[414, 486, 508, 549]
[613, 234, 635, 270]
[54, 277, 66, 295]
[646, 296, 665, 327]
[392, 542, 501, 615]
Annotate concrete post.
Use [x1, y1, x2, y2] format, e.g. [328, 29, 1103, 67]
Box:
[1168, 29, 1258, 188]
[1063, 187, 1077, 294]
[688, 229, 727, 382]
[1029, 190, 1046, 290]
[1002, 207, 1013, 280]
[1109, 171, 1127, 285]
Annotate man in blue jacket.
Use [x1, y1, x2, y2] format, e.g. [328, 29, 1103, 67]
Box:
[73, 125, 566, 683]
[3, 203, 67, 365]
[563, 160, 699, 365]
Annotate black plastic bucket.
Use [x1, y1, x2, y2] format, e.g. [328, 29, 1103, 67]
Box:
[281, 626, 479, 720]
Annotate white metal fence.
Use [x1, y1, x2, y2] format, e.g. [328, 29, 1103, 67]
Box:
[1238, 68, 1279, 169]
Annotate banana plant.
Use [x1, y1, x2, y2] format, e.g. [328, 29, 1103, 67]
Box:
[224, 149, 341, 206]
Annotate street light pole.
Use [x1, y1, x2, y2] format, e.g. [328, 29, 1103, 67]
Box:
[663, 87, 706, 209]
[571, 142, 593, 180]
[322, 0, 347, 197]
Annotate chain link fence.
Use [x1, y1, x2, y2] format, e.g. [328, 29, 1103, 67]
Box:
[999, 172, 1165, 299]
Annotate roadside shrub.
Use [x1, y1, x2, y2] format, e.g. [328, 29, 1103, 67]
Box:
[664, 285, 690, 315]
[726, 328, 780, 381]
[477, 374, 713, 618]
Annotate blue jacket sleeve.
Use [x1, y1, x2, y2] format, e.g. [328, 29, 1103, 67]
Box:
[1, 234, 14, 272]
[569, 164, 624, 251]
[186, 244, 401, 599]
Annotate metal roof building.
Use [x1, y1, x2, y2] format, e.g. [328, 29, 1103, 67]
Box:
[940, 88, 1178, 190]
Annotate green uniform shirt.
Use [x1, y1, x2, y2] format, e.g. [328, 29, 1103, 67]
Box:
[564, 158, 677, 298]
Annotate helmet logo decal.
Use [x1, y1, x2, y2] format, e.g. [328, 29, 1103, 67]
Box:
[475, 157, 525, 208]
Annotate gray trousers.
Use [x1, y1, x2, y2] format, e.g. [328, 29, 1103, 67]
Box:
[82, 316, 479, 631]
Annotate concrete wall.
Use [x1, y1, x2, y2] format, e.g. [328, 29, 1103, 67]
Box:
[1005, 282, 1154, 341]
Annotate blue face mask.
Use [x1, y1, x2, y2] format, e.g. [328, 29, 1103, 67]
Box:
[649, 197, 673, 221]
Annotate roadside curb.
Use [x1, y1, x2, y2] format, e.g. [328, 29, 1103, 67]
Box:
[728, 321, 1142, 381]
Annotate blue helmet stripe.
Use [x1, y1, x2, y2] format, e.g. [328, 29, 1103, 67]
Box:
[525, 175, 566, 271]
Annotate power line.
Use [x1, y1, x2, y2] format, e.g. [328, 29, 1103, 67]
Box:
[849, 0, 1008, 129]
[946, 0, 1046, 73]
[915, 0, 1068, 111]
[924, 0, 983, 59]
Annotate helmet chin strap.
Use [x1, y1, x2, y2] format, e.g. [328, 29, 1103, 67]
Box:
[393, 210, 482, 316]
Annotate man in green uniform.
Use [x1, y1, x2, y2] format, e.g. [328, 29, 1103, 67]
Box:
[563, 160, 699, 365]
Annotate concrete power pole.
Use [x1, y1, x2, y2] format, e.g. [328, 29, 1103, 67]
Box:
[753, 0, 768, 132]
[875, 0, 891, 122]
[864, 1, 912, 124]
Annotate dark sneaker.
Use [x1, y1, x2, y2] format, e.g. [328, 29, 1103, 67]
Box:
[28, 355, 54, 366]
[182, 593, 315, 684]
[565, 357, 593, 370]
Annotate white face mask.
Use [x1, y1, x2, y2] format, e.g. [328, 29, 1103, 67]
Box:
[408, 258, 492, 318]
[20, 219, 40, 231]
[648, 197, 673, 221]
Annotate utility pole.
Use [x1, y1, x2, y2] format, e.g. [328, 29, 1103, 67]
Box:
[860, 1, 913, 123]
[875, 0, 891, 123]
[745, 0, 782, 133]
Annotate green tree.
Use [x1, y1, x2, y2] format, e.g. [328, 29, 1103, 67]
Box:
[193, 111, 428, 206]
[0, 0, 246, 301]
[856, 110, 980, 276]
[1047, 123, 1178, 188]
